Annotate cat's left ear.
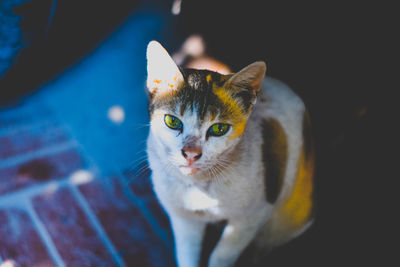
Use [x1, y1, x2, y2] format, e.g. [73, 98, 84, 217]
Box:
[146, 41, 184, 96]
[227, 61, 266, 96]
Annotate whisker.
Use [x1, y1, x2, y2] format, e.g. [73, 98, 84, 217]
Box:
[132, 123, 151, 130]
[135, 164, 150, 176]
[124, 162, 150, 185]
[129, 154, 148, 163]
[127, 156, 149, 171]
[131, 149, 148, 158]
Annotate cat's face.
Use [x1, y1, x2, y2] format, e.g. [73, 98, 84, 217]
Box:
[146, 41, 265, 178]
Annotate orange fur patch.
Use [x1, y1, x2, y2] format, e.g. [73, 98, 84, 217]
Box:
[272, 112, 314, 237]
[279, 147, 314, 228]
[213, 86, 247, 139]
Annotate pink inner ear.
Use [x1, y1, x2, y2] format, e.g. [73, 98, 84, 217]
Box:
[251, 74, 265, 92]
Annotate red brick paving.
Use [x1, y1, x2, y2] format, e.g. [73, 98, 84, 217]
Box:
[0, 208, 55, 267]
[1, 108, 174, 266]
[32, 188, 116, 266]
[0, 123, 69, 159]
[0, 149, 86, 195]
[79, 176, 174, 267]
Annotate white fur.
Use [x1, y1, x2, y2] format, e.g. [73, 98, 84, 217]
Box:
[147, 75, 309, 267]
[146, 41, 184, 94]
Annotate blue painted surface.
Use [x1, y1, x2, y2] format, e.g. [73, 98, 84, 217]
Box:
[30, 10, 166, 175]
[0, 0, 24, 78]
[0, 6, 177, 265]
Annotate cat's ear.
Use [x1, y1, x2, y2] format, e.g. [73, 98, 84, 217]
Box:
[146, 41, 184, 96]
[227, 61, 266, 95]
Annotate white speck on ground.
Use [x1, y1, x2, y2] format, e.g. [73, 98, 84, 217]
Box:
[108, 105, 125, 124]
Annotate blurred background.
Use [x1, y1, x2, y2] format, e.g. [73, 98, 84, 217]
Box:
[0, 0, 394, 266]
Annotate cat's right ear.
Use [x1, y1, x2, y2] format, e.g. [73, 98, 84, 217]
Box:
[146, 41, 184, 97]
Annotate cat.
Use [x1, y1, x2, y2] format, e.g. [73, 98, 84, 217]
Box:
[145, 40, 314, 267]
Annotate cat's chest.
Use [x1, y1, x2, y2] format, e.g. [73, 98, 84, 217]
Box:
[178, 186, 221, 219]
[161, 172, 265, 221]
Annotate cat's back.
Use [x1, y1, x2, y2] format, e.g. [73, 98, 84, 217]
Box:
[258, 76, 305, 120]
[249, 76, 307, 153]
[248, 76, 314, 249]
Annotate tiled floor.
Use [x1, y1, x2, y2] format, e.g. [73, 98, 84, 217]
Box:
[0, 7, 176, 267]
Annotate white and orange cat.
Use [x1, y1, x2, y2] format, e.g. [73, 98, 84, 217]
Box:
[146, 40, 314, 267]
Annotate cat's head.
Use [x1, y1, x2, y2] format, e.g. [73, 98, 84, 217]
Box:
[146, 41, 266, 178]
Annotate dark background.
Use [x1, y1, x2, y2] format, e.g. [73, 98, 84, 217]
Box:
[0, 0, 141, 102]
[0, 0, 394, 265]
[170, 1, 393, 266]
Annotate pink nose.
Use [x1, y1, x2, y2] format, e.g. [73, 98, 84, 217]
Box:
[181, 149, 202, 164]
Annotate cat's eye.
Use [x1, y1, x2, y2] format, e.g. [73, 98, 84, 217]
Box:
[208, 123, 230, 137]
[164, 114, 183, 131]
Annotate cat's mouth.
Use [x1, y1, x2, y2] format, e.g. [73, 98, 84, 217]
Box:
[179, 165, 200, 175]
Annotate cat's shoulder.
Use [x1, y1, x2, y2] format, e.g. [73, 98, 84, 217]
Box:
[260, 76, 305, 111]
[254, 76, 306, 123]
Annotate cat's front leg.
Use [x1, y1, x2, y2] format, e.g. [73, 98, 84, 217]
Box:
[208, 217, 266, 267]
[170, 214, 206, 267]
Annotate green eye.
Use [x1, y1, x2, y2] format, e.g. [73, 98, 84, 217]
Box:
[165, 114, 183, 131]
[208, 123, 230, 137]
